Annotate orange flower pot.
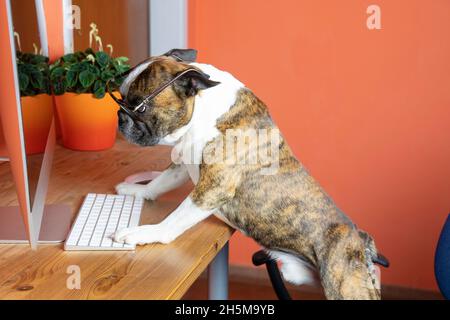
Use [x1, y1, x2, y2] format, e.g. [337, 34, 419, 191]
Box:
[21, 94, 54, 155]
[54, 93, 119, 151]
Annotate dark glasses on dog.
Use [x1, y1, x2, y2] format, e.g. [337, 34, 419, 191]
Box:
[107, 67, 206, 122]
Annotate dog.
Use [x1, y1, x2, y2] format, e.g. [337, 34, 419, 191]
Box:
[113, 49, 382, 299]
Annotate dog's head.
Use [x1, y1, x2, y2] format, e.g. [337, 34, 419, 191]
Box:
[116, 49, 219, 146]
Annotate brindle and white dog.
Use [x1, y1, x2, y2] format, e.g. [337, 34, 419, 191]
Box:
[113, 49, 382, 300]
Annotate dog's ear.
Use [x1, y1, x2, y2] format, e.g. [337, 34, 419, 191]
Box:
[163, 49, 198, 62]
[176, 70, 220, 97]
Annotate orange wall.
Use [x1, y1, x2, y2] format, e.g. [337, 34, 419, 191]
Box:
[189, 0, 450, 291]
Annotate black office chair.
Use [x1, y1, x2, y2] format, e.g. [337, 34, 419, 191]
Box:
[252, 250, 390, 300]
[435, 214, 450, 300]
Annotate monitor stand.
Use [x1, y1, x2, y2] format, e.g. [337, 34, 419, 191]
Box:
[0, 204, 72, 244]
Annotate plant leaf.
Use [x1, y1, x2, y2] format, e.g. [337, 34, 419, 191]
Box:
[115, 56, 129, 64]
[79, 70, 96, 88]
[66, 70, 78, 88]
[29, 69, 44, 90]
[62, 53, 77, 63]
[75, 86, 88, 94]
[50, 66, 65, 80]
[52, 80, 66, 95]
[69, 63, 81, 72]
[114, 63, 130, 74]
[95, 51, 110, 68]
[100, 70, 114, 82]
[87, 63, 100, 76]
[79, 61, 91, 71]
[18, 73, 29, 91]
[30, 54, 48, 64]
[94, 87, 105, 99]
[93, 80, 106, 98]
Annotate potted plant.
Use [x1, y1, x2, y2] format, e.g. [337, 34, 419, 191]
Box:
[16, 51, 53, 155]
[50, 48, 130, 151]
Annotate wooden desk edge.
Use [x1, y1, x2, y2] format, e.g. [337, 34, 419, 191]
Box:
[167, 225, 234, 300]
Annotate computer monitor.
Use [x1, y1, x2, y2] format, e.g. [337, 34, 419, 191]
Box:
[0, 0, 71, 249]
[0, 0, 184, 249]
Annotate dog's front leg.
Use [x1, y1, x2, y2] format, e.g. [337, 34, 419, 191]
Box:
[113, 195, 214, 245]
[116, 163, 190, 200]
[114, 163, 237, 246]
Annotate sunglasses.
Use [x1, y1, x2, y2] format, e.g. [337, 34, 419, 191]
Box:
[107, 67, 205, 123]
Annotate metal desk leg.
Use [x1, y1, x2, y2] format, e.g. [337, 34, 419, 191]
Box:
[208, 242, 229, 300]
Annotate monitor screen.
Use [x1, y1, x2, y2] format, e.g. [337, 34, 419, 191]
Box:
[10, 0, 52, 211]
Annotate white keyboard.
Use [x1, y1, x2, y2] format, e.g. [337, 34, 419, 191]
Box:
[64, 193, 144, 251]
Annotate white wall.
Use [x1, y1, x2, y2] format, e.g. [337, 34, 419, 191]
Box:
[150, 0, 187, 56]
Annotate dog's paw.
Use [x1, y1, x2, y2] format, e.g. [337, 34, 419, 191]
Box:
[115, 182, 156, 200]
[113, 226, 169, 245]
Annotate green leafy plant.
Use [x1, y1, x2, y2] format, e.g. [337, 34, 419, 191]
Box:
[16, 51, 51, 97]
[49, 48, 130, 99]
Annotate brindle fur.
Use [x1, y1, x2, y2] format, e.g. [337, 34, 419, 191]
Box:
[192, 89, 380, 299]
[119, 57, 381, 300]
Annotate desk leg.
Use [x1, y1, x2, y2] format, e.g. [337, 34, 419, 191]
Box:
[208, 241, 229, 300]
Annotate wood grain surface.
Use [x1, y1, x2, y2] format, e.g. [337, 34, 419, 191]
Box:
[0, 138, 233, 299]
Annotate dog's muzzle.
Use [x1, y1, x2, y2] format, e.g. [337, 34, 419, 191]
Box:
[118, 110, 159, 146]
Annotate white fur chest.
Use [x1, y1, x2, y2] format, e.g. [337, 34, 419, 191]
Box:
[164, 63, 245, 185]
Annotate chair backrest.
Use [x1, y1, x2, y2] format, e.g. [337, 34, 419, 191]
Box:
[435, 214, 450, 300]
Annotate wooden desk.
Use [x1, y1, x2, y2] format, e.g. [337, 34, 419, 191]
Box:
[0, 138, 233, 299]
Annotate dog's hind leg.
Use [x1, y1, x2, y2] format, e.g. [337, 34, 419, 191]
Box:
[318, 225, 381, 300]
[116, 163, 190, 200]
